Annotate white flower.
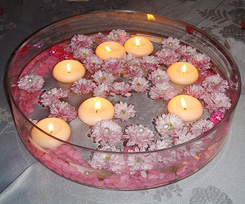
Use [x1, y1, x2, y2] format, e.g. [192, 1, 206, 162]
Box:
[114, 101, 136, 121]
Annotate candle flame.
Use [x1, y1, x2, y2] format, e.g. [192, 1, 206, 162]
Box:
[48, 123, 54, 134]
[135, 37, 140, 47]
[67, 63, 71, 73]
[181, 64, 187, 74]
[181, 98, 187, 110]
[95, 101, 101, 113]
[105, 46, 111, 52]
[147, 14, 155, 21]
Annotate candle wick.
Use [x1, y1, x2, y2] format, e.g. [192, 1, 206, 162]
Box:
[49, 130, 53, 134]
[96, 109, 98, 113]
[184, 107, 187, 110]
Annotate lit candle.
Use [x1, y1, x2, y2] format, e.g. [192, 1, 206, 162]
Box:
[95, 41, 126, 60]
[167, 62, 199, 85]
[53, 60, 86, 83]
[31, 117, 71, 149]
[167, 95, 203, 122]
[124, 36, 154, 57]
[78, 97, 114, 126]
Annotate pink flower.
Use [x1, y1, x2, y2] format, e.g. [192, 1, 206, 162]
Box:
[93, 84, 110, 98]
[201, 92, 231, 112]
[155, 113, 184, 137]
[188, 53, 210, 70]
[124, 124, 155, 150]
[174, 128, 195, 145]
[189, 141, 204, 157]
[177, 45, 197, 60]
[202, 74, 229, 93]
[131, 77, 149, 93]
[190, 119, 214, 137]
[49, 101, 77, 121]
[71, 78, 96, 95]
[184, 85, 205, 98]
[148, 68, 169, 85]
[197, 70, 216, 83]
[49, 45, 64, 58]
[40, 88, 68, 106]
[122, 53, 138, 64]
[105, 29, 130, 45]
[91, 32, 106, 44]
[70, 34, 93, 49]
[125, 65, 144, 79]
[104, 58, 123, 75]
[92, 70, 116, 85]
[140, 56, 160, 72]
[148, 82, 178, 100]
[161, 37, 181, 51]
[110, 81, 132, 97]
[155, 49, 180, 66]
[91, 120, 123, 146]
[73, 47, 93, 60]
[82, 54, 104, 74]
[18, 74, 45, 92]
[209, 112, 225, 126]
[114, 101, 136, 121]
[148, 140, 171, 150]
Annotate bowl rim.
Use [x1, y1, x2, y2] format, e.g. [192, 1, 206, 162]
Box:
[6, 10, 241, 155]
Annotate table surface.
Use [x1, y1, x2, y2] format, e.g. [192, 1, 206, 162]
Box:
[0, 0, 245, 203]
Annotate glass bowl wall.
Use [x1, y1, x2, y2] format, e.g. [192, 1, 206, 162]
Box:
[7, 11, 241, 190]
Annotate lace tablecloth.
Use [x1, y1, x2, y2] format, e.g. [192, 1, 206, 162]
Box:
[0, 0, 244, 203]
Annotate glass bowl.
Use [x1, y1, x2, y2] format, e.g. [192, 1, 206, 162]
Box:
[7, 11, 241, 190]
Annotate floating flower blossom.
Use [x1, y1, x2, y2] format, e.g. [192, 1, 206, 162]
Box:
[202, 74, 229, 93]
[124, 124, 155, 150]
[177, 45, 197, 60]
[105, 29, 130, 45]
[73, 47, 93, 60]
[188, 53, 210, 70]
[190, 119, 214, 137]
[184, 85, 205, 98]
[148, 139, 171, 151]
[104, 58, 123, 75]
[201, 92, 231, 112]
[125, 65, 145, 79]
[149, 82, 178, 100]
[40, 88, 68, 106]
[110, 82, 132, 97]
[91, 32, 106, 44]
[174, 128, 195, 145]
[18, 74, 44, 92]
[189, 140, 204, 157]
[70, 34, 93, 50]
[91, 120, 123, 146]
[92, 70, 116, 85]
[71, 78, 96, 95]
[19, 90, 42, 114]
[82, 54, 103, 74]
[131, 77, 149, 93]
[140, 56, 160, 72]
[155, 113, 184, 137]
[93, 84, 110, 98]
[196, 70, 216, 83]
[148, 68, 169, 85]
[49, 45, 64, 58]
[49, 101, 77, 121]
[155, 49, 180, 66]
[114, 101, 136, 121]
[161, 37, 181, 51]
[209, 112, 225, 126]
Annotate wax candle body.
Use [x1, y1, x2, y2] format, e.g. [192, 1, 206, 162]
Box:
[167, 62, 198, 85]
[31, 117, 71, 149]
[78, 97, 114, 126]
[124, 36, 154, 57]
[167, 95, 203, 122]
[95, 41, 126, 60]
[53, 60, 86, 83]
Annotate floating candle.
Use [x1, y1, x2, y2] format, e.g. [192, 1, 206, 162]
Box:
[167, 62, 198, 85]
[167, 95, 203, 122]
[78, 97, 114, 126]
[95, 41, 126, 60]
[124, 36, 154, 57]
[31, 117, 71, 149]
[53, 60, 86, 83]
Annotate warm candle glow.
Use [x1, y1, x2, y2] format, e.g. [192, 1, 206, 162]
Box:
[48, 123, 54, 134]
[181, 97, 187, 110]
[95, 101, 101, 113]
[135, 37, 140, 47]
[105, 46, 112, 52]
[181, 64, 187, 74]
[147, 14, 155, 21]
[66, 63, 71, 73]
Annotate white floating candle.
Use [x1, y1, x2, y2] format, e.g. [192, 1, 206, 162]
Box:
[78, 97, 114, 126]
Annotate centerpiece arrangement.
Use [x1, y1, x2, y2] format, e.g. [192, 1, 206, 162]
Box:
[7, 11, 240, 190]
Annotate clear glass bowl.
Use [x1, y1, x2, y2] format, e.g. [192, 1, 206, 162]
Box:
[7, 11, 241, 190]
